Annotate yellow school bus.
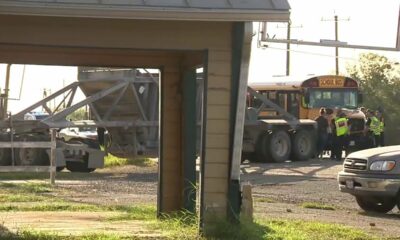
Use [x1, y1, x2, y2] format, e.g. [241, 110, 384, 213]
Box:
[248, 75, 362, 120]
[244, 75, 366, 162]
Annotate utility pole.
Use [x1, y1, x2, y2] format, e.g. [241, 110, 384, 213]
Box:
[276, 22, 302, 76]
[286, 22, 291, 76]
[335, 15, 340, 75]
[322, 15, 349, 75]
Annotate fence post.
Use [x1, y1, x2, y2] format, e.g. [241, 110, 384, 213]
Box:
[50, 129, 56, 185]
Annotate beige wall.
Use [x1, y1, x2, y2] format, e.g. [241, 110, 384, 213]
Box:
[0, 14, 233, 216]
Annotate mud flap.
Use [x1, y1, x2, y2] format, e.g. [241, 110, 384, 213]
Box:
[88, 150, 105, 168]
[46, 149, 66, 167]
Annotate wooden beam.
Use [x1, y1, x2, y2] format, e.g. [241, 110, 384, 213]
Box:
[0, 142, 52, 148]
[0, 166, 56, 172]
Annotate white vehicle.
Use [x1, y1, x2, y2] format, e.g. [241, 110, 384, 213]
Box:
[59, 126, 97, 142]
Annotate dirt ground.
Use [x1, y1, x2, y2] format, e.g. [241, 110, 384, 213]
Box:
[1, 160, 400, 238]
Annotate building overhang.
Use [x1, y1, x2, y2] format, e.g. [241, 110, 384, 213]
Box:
[0, 1, 290, 22]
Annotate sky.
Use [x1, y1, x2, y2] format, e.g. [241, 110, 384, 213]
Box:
[1, 0, 400, 112]
[249, 0, 400, 81]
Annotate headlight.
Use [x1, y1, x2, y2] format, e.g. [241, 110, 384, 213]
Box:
[369, 161, 396, 171]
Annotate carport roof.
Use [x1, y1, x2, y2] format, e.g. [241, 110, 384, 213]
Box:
[0, 0, 290, 22]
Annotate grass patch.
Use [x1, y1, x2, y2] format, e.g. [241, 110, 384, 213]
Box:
[261, 219, 378, 240]
[104, 154, 156, 168]
[0, 182, 52, 194]
[0, 230, 137, 240]
[0, 194, 48, 203]
[301, 202, 336, 211]
[204, 217, 378, 240]
[0, 202, 156, 215]
[151, 211, 200, 240]
[107, 205, 156, 221]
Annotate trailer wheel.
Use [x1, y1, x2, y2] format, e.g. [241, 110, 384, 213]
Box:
[291, 130, 316, 161]
[259, 130, 291, 163]
[16, 148, 49, 166]
[253, 133, 271, 162]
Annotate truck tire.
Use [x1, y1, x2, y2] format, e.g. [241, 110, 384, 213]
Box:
[66, 159, 95, 173]
[65, 139, 97, 173]
[291, 130, 316, 161]
[258, 130, 291, 163]
[0, 135, 11, 165]
[14, 135, 50, 166]
[355, 196, 396, 213]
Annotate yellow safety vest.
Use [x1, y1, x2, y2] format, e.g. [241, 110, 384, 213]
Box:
[379, 121, 384, 133]
[370, 116, 380, 136]
[335, 117, 348, 136]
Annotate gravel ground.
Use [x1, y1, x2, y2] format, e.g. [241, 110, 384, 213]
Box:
[52, 165, 158, 206]
[3, 159, 400, 238]
[242, 158, 400, 238]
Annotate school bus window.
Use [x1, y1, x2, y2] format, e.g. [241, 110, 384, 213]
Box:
[307, 89, 358, 109]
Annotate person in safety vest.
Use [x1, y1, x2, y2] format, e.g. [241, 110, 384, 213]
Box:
[377, 110, 385, 147]
[331, 110, 349, 161]
[365, 110, 380, 147]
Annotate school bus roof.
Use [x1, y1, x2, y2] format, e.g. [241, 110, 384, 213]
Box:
[248, 75, 357, 91]
[248, 75, 316, 91]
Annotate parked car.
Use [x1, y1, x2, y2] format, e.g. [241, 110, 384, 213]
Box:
[338, 145, 400, 213]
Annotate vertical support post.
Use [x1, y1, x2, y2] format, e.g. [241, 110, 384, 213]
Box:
[10, 113, 14, 166]
[50, 129, 56, 185]
[228, 22, 253, 222]
[182, 69, 197, 213]
[4, 64, 11, 115]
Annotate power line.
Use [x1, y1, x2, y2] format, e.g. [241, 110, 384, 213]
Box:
[265, 46, 360, 61]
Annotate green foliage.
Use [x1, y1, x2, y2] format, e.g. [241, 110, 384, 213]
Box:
[301, 202, 335, 211]
[347, 53, 400, 145]
[104, 154, 156, 168]
[67, 107, 89, 121]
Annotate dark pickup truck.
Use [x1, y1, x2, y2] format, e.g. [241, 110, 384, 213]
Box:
[338, 145, 400, 213]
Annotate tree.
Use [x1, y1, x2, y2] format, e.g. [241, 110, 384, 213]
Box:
[346, 53, 400, 145]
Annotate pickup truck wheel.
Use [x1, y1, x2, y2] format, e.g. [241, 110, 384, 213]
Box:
[258, 130, 291, 163]
[355, 196, 396, 213]
[291, 130, 316, 161]
[397, 196, 400, 211]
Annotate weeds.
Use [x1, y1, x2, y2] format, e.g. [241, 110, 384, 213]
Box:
[301, 202, 336, 211]
[104, 154, 156, 168]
